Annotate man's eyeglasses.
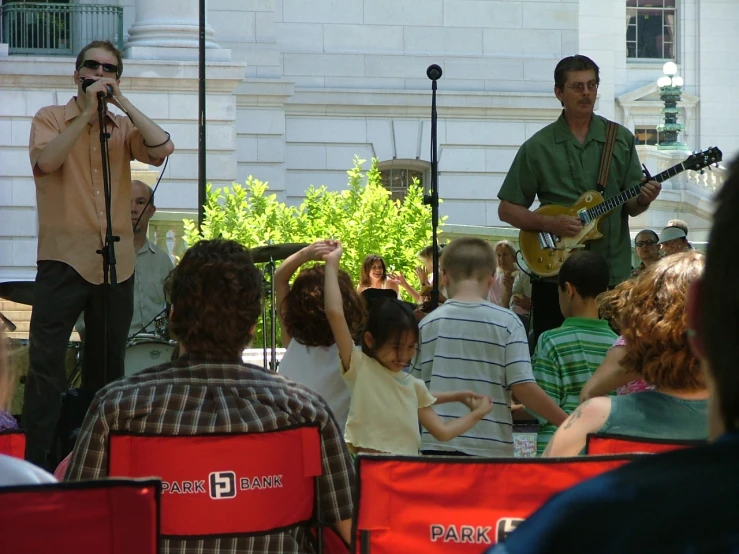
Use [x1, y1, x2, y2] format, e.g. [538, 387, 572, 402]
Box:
[635, 240, 657, 247]
[565, 81, 599, 93]
[78, 59, 119, 76]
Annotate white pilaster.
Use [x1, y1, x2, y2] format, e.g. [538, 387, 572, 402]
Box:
[125, 0, 231, 61]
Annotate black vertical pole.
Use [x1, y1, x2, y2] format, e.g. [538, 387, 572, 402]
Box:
[425, 64, 442, 310]
[198, 0, 206, 229]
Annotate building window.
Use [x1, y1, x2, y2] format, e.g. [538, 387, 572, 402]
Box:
[626, 0, 676, 60]
[378, 161, 428, 202]
[635, 126, 663, 146]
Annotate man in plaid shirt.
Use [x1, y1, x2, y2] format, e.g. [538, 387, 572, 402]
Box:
[66, 239, 355, 553]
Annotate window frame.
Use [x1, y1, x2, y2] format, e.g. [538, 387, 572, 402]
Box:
[626, 0, 678, 62]
[377, 159, 430, 203]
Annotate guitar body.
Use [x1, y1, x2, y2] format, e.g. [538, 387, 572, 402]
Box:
[519, 190, 606, 278]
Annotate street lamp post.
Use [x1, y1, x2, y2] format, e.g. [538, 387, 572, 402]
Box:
[656, 61, 687, 150]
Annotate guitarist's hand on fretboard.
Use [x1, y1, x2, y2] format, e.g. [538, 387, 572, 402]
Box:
[636, 178, 662, 207]
[549, 214, 583, 238]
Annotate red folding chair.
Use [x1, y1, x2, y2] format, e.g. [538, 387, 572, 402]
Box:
[585, 432, 704, 455]
[352, 454, 637, 553]
[0, 478, 160, 554]
[108, 424, 346, 553]
[0, 429, 26, 458]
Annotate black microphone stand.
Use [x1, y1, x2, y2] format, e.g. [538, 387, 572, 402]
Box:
[424, 64, 442, 310]
[96, 91, 119, 387]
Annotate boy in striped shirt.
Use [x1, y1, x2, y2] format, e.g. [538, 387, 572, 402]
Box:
[533, 251, 617, 454]
[411, 237, 567, 457]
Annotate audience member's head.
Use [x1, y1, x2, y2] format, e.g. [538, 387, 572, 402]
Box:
[620, 251, 705, 391]
[634, 229, 660, 267]
[659, 226, 690, 256]
[418, 244, 441, 268]
[689, 161, 739, 438]
[667, 218, 689, 237]
[359, 254, 388, 287]
[557, 251, 610, 318]
[282, 263, 366, 346]
[440, 237, 496, 297]
[164, 239, 261, 359]
[493, 240, 517, 273]
[597, 279, 633, 334]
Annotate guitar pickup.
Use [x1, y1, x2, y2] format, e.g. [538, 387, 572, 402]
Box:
[538, 232, 556, 249]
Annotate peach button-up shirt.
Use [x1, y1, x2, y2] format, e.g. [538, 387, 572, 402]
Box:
[29, 97, 164, 284]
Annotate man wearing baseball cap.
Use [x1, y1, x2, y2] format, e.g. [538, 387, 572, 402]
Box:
[659, 225, 690, 257]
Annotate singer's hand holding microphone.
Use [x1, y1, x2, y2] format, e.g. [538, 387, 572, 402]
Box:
[81, 77, 122, 112]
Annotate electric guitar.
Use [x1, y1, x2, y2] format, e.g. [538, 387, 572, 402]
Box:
[519, 146, 723, 278]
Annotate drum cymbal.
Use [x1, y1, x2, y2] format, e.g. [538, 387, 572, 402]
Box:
[0, 281, 34, 306]
[250, 243, 308, 264]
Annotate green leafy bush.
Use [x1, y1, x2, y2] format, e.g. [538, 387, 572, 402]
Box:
[183, 156, 445, 346]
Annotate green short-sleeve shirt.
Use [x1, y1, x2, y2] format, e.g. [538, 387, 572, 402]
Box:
[498, 112, 644, 285]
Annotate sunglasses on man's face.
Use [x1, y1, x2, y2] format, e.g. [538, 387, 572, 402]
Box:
[79, 59, 119, 75]
[635, 240, 657, 247]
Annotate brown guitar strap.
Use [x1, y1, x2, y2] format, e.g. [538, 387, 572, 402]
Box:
[597, 121, 619, 193]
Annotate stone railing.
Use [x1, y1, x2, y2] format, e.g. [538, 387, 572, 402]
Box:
[147, 211, 195, 261]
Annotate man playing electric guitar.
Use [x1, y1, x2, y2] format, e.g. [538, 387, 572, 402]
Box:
[498, 55, 661, 345]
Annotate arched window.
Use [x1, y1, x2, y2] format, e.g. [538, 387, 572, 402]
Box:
[377, 160, 430, 202]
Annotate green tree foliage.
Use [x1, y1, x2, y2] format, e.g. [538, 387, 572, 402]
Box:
[183, 157, 445, 347]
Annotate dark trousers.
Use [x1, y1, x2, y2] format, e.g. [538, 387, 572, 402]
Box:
[530, 280, 564, 349]
[23, 261, 133, 469]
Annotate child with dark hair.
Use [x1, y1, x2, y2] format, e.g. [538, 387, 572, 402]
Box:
[275, 241, 366, 432]
[325, 240, 492, 456]
[533, 251, 617, 454]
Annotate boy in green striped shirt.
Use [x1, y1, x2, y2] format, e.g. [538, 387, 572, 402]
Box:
[532, 251, 617, 454]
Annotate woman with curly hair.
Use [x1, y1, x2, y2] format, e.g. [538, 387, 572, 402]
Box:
[544, 251, 708, 457]
[579, 279, 654, 401]
[276, 241, 366, 431]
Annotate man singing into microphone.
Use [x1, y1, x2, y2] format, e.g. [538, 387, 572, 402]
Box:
[25, 40, 174, 469]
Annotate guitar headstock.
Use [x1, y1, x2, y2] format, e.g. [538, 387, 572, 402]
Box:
[684, 147, 723, 172]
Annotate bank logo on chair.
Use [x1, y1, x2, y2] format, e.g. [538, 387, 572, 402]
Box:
[209, 471, 236, 499]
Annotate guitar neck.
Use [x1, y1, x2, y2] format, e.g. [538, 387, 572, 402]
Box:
[587, 162, 686, 219]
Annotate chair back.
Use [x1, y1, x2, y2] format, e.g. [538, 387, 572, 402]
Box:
[0, 479, 160, 554]
[0, 429, 26, 458]
[585, 432, 704, 455]
[108, 425, 322, 540]
[353, 454, 636, 553]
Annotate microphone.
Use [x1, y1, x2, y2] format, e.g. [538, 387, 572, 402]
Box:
[81, 78, 113, 97]
[426, 64, 443, 81]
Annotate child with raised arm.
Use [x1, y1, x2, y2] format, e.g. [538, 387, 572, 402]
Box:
[275, 240, 366, 432]
[411, 237, 568, 457]
[324, 240, 492, 456]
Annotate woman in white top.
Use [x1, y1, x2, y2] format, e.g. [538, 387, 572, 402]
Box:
[275, 241, 367, 432]
[0, 331, 56, 485]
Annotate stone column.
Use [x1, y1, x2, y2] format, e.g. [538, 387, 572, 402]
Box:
[125, 0, 230, 61]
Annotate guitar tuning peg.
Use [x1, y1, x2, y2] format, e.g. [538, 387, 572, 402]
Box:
[699, 169, 705, 175]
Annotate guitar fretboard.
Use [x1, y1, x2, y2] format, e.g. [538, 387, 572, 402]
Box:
[586, 162, 685, 219]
